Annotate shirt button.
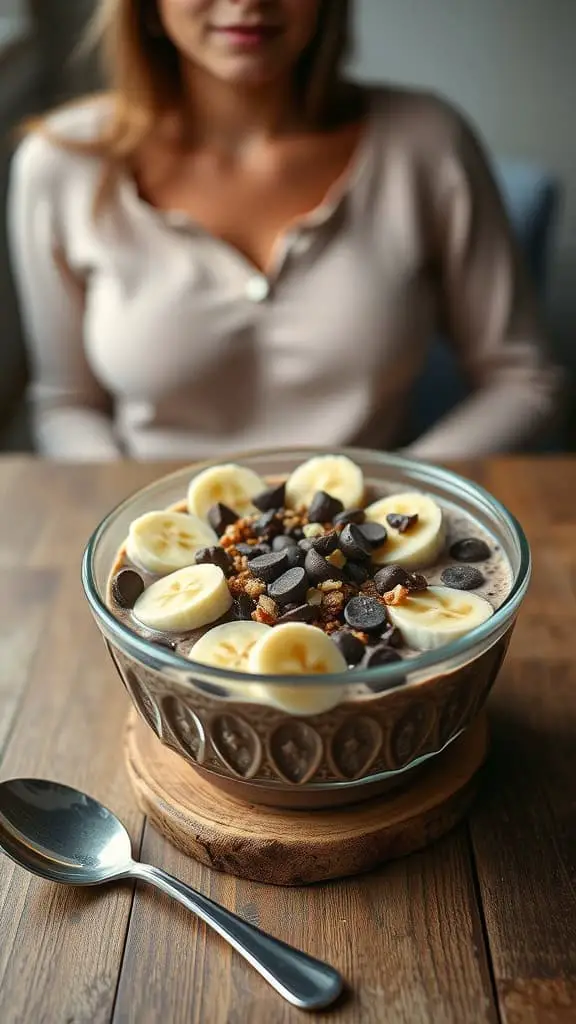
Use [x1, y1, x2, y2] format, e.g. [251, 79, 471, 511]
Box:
[245, 274, 271, 303]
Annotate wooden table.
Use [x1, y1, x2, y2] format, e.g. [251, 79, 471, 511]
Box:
[0, 456, 574, 1024]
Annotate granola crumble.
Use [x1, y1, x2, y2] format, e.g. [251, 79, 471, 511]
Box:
[383, 585, 410, 606]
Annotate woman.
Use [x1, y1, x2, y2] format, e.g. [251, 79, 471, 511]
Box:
[8, 0, 561, 461]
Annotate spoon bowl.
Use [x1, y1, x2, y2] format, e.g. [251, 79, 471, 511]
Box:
[0, 778, 343, 1011]
[0, 779, 133, 884]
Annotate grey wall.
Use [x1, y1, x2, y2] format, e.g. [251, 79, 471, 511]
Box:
[351, 0, 575, 367]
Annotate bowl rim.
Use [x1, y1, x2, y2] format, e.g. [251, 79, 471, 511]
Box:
[81, 446, 531, 690]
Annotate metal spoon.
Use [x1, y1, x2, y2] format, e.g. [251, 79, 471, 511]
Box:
[0, 778, 343, 1011]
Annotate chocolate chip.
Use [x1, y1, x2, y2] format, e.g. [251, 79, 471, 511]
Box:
[207, 503, 237, 535]
[233, 595, 256, 620]
[408, 573, 429, 591]
[345, 562, 370, 585]
[245, 544, 271, 559]
[268, 567, 309, 607]
[253, 482, 286, 512]
[380, 623, 404, 648]
[284, 546, 307, 570]
[304, 548, 345, 585]
[441, 566, 485, 590]
[253, 509, 282, 539]
[449, 538, 492, 562]
[332, 631, 366, 666]
[236, 542, 271, 559]
[386, 513, 419, 534]
[344, 595, 387, 633]
[338, 523, 372, 562]
[358, 522, 388, 548]
[374, 565, 410, 593]
[272, 535, 298, 552]
[111, 569, 145, 609]
[195, 546, 233, 575]
[277, 603, 317, 624]
[363, 645, 403, 669]
[374, 565, 427, 594]
[309, 531, 339, 556]
[289, 526, 304, 541]
[308, 491, 344, 524]
[333, 508, 366, 527]
[298, 539, 314, 552]
[151, 636, 178, 652]
[249, 550, 289, 583]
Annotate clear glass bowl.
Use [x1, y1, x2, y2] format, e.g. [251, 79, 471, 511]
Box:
[82, 448, 530, 809]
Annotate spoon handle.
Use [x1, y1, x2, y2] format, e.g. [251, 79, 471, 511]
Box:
[131, 862, 343, 1010]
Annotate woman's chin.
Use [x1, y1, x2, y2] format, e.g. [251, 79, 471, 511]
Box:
[201, 54, 286, 89]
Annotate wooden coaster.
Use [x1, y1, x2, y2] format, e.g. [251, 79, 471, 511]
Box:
[125, 710, 488, 886]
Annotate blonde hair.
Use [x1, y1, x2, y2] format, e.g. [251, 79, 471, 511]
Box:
[33, 0, 352, 207]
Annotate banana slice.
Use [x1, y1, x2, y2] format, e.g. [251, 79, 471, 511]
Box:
[365, 492, 445, 569]
[386, 586, 493, 651]
[285, 455, 364, 511]
[127, 511, 218, 575]
[248, 622, 347, 715]
[189, 621, 271, 672]
[133, 564, 232, 632]
[187, 463, 267, 520]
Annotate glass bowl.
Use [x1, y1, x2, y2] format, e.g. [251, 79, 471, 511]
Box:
[82, 448, 530, 809]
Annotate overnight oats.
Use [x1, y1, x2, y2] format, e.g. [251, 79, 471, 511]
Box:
[83, 450, 529, 807]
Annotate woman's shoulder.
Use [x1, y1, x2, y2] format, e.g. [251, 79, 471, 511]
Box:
[11, 96, 113, 191]
[367, 83, 480, 157]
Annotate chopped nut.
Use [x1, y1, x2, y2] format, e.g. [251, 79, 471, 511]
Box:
[326, 550, 346, 570]
[351, 630, 370, 645]
[360, 579, 380, 599]
[321, 590, 345, 616]
[342, 582, 359, 603]
[253, 593, 279, 625]
[318, 580, 343, 593]
[303, 523, 325, 539]
[233, 555, 249, 573]
[306, 587, 323, 607]
[383, 585, 410, 607]
[324, 620, 342, 634]
[228, 572, 252, 597]
[244, 577, 267, 599]
[221, 516, 258, 548]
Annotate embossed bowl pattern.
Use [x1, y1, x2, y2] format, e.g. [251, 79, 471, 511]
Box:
[82, 449, 530, 808]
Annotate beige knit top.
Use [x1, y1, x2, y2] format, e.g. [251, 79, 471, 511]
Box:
[8, 87, 560, 461]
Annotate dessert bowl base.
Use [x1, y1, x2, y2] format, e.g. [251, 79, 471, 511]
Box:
[124, 709, 488, 886]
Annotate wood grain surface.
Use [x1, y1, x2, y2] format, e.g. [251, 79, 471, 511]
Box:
[0, 456, 574, 1024]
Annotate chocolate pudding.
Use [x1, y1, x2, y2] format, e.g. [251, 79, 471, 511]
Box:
[101, 454, 515, 806]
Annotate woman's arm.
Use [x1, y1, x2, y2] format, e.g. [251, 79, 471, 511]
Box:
[8, 133, 121, 461]
[406, 109, 563, 461]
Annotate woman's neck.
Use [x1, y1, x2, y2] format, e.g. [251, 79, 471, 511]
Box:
[179, 64, 301, 154]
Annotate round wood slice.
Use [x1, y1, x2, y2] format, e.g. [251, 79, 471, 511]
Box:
[125, 709, 488, 886]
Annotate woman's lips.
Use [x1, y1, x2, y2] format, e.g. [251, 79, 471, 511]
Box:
[212, 25, 281, 48]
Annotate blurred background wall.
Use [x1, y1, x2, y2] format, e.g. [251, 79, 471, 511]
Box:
[351, 0, 575, 430]
[1, 0, 574, 449]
